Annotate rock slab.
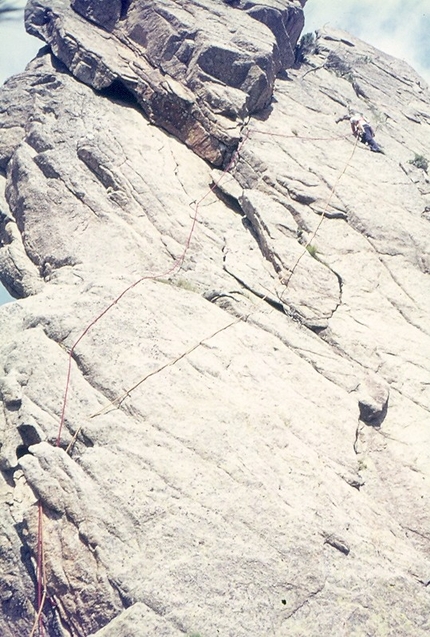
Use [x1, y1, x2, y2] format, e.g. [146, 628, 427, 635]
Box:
[0, 5, 430, 637]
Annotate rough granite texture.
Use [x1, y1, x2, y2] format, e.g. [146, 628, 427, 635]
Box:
[25, 0, 305, 164]
[0, 2, 430, 636]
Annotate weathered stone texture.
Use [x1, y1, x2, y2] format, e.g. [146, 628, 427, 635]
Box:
[25, 0, 304, 164]
[0, 6, 430, 637]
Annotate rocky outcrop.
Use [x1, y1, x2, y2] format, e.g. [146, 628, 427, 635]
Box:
[25, 0, 305, 164]
[1, 4, 430, 636]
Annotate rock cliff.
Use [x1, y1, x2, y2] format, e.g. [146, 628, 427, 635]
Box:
[1, 1, 430, 636]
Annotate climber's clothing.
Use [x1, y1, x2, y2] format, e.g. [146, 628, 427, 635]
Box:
[350, 114, 382, 153]
[361, 124, 382, 152]
[350, 114, 370, 137]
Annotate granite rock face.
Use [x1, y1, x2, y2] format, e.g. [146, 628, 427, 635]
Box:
[1, 4, 430, 636]
[25, 0, 304, 164]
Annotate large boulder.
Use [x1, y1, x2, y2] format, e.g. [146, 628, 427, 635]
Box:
[25, 0, 305, 164]
[0, 11, 430, 637]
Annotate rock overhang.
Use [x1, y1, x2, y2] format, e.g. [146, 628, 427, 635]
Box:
[1, 4, 430, 636]
[25, 0, 305, 165]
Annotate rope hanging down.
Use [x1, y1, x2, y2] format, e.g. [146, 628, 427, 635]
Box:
[84, 133, 359, 423]
[30, 501, 47, 637]
[55, 128, 251, 448]
[32, 124, 251, 636]
[32, 124, 358, 636]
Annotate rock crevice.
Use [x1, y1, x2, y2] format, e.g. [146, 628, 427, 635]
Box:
[0, 5, 430, 636]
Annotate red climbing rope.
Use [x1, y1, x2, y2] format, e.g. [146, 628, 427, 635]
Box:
[55, 128, 250, 448]
[31, 129, 253, 633]
[33, 123, 357, 634]
[250, 131, 348, 142]
[29, 500, 46, 637]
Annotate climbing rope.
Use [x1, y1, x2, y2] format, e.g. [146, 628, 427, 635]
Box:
[31, 122, 359, 636]
[81, 133, 359, 422]
[30, 501, 47, 637]
[32, 125, 251, 636]
[55, 128, 251, 449]
[250, 131, 349, 142]
[280, 133, 359, 296]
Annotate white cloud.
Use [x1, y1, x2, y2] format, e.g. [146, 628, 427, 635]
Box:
[304, 0, 430, 84]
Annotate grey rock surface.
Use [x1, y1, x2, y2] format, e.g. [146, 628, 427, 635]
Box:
[0, 5, 430, 637]
[25, 0, 304, 164]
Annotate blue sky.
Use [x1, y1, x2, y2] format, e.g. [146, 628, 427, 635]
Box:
[305, 0, 430, 84]
[0, 0, 429, 304]
[0, 1, 429, 84]
[0, 286, 12, 304]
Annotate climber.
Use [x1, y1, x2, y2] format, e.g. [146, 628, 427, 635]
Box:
[349, 113, 382, 153]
